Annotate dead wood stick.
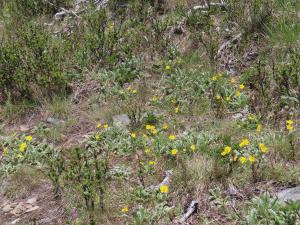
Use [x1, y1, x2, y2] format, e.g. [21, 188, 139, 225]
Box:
[175, 200, 199, 224]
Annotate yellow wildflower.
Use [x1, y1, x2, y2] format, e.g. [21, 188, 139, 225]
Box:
[286, 120, 293, 131]
[221, 146, 232, 156]
[121, 206, 129, 212]
[249, 155, 256, 163]
[144, 148, 151, 154]
[211, 76, 218, 81]
[259, 143, 268, 153]
[146, 124, 152, 130]
[226, 96, 231, 101]
[248, 114, 256, 121]
[239, 156, 247, 164]
[95, 134, 101, 141]
[17, 153, 23, 159]
[165, 65, 171, 70]
[131, 133, 137, 139]
[239, 84, 245, 90]
[3, 148, 9, 155]
[152, 96, 158, 102]
[19, 142, 27, 152]
[160, 185, 169, 193]
[151, 129, 158, 135]
[233, 155, 238, 161]
[97, 123, 101, 129]
[286, 124, 293, 131]
[127, 86, 132, 91]
[149, 161, 156, 165]
[239, 139, 250, 148]
[168, 135, 176, 140]
[171, 148, 178, 155]
[131, 89, 137, 94]
[25, 135, 32, 141]
[235, 90, 241, 97]
[215, 95, 221, 100]
[162, 123, 169, 130]
[256, 124, 262, 132]
[175, 107, 179, 113]
[190, 144, 196, 151]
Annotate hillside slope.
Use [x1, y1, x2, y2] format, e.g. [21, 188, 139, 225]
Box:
[0, 0, 299, 224]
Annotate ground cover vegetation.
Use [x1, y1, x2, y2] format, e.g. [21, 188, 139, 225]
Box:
[0, 0, 299, 224]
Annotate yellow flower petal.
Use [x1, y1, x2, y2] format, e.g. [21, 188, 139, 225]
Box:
[159, 185, 169, 193]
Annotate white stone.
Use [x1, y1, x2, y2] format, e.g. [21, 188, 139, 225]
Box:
[277, 187, 300, 202]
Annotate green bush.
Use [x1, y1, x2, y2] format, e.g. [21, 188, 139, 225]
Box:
[6, 0, 72, 17]
[0, 22, 68, 102]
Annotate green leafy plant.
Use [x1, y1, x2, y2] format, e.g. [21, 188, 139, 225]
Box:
[245, 192, 300, 225]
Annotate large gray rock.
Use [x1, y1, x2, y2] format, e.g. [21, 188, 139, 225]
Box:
[112, 114, 131, 128]
[277, 187, 300, 202]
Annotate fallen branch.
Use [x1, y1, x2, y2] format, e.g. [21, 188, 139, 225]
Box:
[54, 7, 81, 20]
[175, 200, 198, 224]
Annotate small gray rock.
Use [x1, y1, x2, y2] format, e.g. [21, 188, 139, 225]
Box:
[277, 187, 300, 202]
[112, 114, 131, 128]
[232, 113, 244, 119]
[46, 117, 65, 125]
[2, 204, 13, 213]
[26, 196, 37, 205]
[25, 205, 40, 213]
[11, 218, 20, 224]
[11, 202, 26, 215]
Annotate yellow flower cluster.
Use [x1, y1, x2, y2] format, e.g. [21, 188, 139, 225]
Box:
[221, 139, 268, 165]
[256, 124, 262, 132]
[97, 123, 108, 129]
[259, 143, 268, 153]
[19, 142, 27, 152]
[121, 206, 129, 212]
[130, 133, 137, 139]
[25, 135, 32, 141]
[168, 135, 176, 141]
[148, 160, 157, 165]
[162, 123, 169, 130]
[171, 148, 178, 155]
[127, 86, 137, 94]
[221, 146, 231, 156]
[190, 144, 196, 151]
[286, 120, 293, 131]
[239, 139, 250, 148]
[146, 124, 158, 135]
[211, 73, 223, 81]
[151, 95, 158, 102]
